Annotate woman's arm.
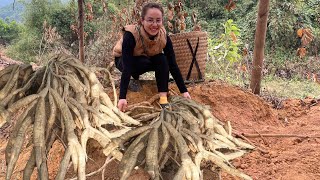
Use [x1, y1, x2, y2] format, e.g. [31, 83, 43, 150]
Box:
[119, 31, 136, 99]
[163, 35, 188, 93]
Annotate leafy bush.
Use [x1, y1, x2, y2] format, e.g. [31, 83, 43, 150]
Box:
[0, 19, 22, 44]
[5, 0, 66, 62]
[206, 19, 247, 86]
[6, 29, 41, 62]
[208, 19, 241, 64]
[49, 8, 75, 44]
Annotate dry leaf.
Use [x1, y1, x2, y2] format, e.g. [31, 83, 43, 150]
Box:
[167, 10, 174, 21]
[312, 73, 317, 82]
[239, 65, 247, 72]
[86, 14, 94, 21]
[297, 28, 303, 38]
[193, 24, 201, 31]
[135, 0, 144, 7]
[242, 47, 248, 57]
[184, 12, 188, 18]
[178, 13, 185, 23]
[307, 72, 311, 80]
[174, 4, 181, 13]
[86, 2, 93, 13]
[225, 0, 236, 12]
[230, 32, 237, 42]
[70, 24, 78, 32]
[175, 18, 181, 31]
[301, 28, 314, 46]
[167, 21, 173, 31]
[180, 22, 186, 31]
[102, 2, 106, 13]
[296, 47, 307, 58]
[191, 11, 197, 24]
[43, 20, 47, 29]
[168, 2, 174, 10]
[111, 15, 117, 23]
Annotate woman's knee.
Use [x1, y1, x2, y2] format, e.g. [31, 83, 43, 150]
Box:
[115, 57, 123, 72]
[152, 53, 166, 61]
[152, 54, 168, 68]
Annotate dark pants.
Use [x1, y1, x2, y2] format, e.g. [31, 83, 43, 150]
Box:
[115, 54, 169, 92]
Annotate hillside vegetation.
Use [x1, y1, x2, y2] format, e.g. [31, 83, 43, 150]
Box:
[0, 0, 319, 98]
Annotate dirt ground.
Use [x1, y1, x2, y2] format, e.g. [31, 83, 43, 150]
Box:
[1, 55, 320, 179]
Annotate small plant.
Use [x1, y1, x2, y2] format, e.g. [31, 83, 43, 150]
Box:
[207, 19, 242, 78]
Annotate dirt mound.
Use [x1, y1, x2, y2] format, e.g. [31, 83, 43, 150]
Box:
[125, 80, 278, 125]
[232, 100, 320, 180]
[278, 97, 318, 119]
[184, 81, 279, 130]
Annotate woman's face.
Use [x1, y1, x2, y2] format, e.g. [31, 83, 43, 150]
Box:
[141, 8, 163, 36]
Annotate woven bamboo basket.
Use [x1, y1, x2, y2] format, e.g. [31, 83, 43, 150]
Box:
[169, 31, 208, 81]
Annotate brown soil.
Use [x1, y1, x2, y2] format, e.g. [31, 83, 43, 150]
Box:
[1, 54, 320, 180]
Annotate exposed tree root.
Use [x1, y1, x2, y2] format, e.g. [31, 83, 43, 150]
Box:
[0, 54, 138, 180]
[0, 54, 254, 180]
[105, 96, 255, 180]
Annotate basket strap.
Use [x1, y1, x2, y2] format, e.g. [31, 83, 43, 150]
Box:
[186, 37, 202, 80]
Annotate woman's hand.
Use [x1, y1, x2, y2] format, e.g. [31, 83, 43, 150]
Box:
[183, 92, 191, 99]
[118, 99, 128, 112]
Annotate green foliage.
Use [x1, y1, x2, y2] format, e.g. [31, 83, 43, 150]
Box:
[49, 8, 75, 44]
[186, 0, 226, 35]
[196, 0, 320, 83]
[186, 0, 225, 20]
[47, 0, 112, 45]
[267, 0, 298, 49]
[5, 0, 68, 62]
[0, 19, 22, 44]
[193, 0, 318, 53]
[206, 19, 245, 85]
[5, 0, 139, 64]
[208, 19, 241, 65]
[309, 27, 320, 55]
[262, 0, 320, 76]
[107, 3, 118, 14]
[3, 0, 319, 77]
[187, 0, 257, 38]
[235, 2, 257, 44]
[6, 29, 41, 62]
[265, 47, 296, 69]
[24, 0, 50, 33]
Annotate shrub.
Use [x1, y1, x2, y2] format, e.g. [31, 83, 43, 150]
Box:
[0, 19, 22, 45]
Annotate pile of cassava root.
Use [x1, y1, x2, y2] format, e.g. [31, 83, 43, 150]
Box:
[0, 54, 254, 180]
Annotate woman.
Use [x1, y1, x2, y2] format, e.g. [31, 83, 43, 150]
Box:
[113, 2, 191, 112]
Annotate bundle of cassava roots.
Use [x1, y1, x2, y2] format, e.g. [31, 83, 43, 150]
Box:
[0, 54, 254, 180]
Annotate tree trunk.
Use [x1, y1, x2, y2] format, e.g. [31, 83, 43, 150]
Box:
[78, 0, 85, 63]
[250, 0, 270, 94]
